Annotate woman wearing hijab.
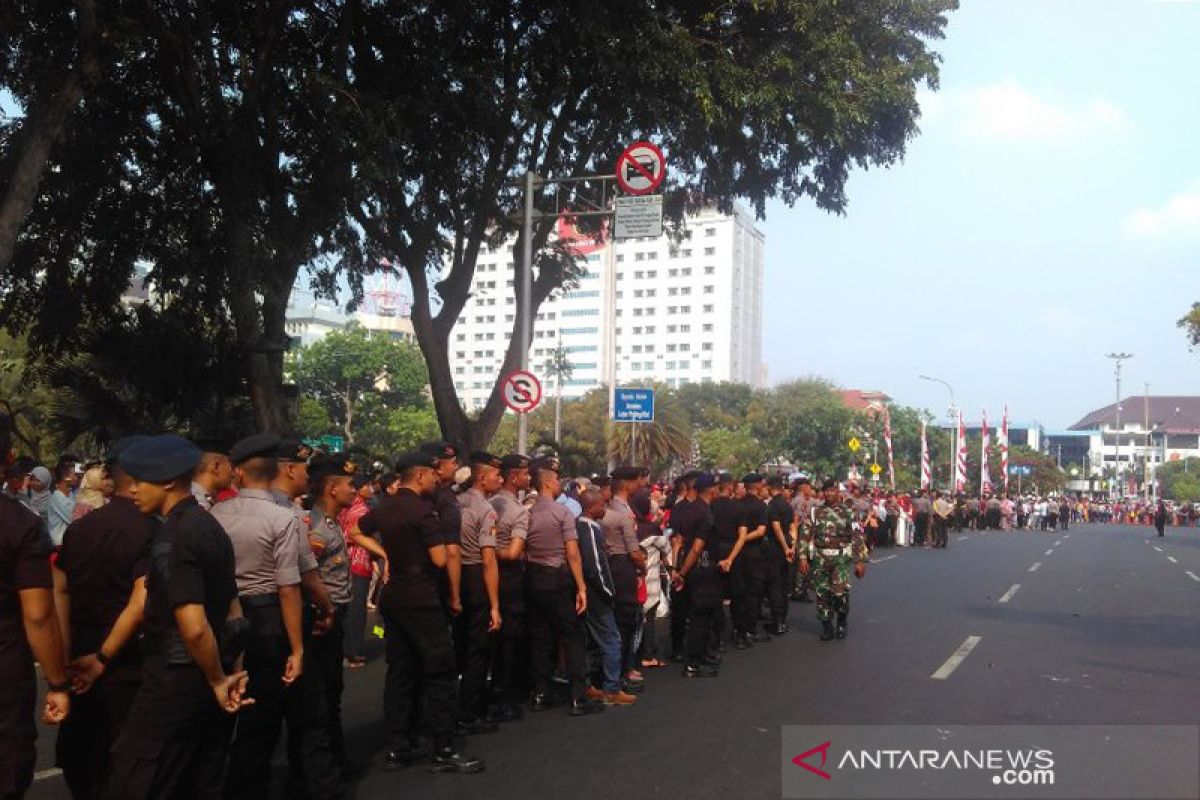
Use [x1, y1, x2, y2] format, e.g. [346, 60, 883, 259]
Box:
[71, 466, 111, 520]
[631, 489, 671, 670]
[25, 466, 53, 522]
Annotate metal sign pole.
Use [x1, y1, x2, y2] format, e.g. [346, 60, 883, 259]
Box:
[518, 170, 535, 456]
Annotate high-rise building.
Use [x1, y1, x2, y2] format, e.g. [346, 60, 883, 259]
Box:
[448, 205, 766, 411]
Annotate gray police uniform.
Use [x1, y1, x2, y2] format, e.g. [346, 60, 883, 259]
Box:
[602, 496, 641, 676]
[489, 489, 528, 709]
[455, 488, 497, 720]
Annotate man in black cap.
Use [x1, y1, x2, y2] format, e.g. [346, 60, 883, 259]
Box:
[728, 473, 770, 647]
[671, 473, 721, 678]
[488, 454, 530, 722]
[602, 466, 647, 692]
[419, 441, 464, 623]
[763, 475, 795, 636]
[108, 435, 250, 798]
[665, 471, 701, 662]
[525, 458, 601, 716]
[52, 436, 156, 799]
[361, 452, 482, 773]
[191, 439, 233, 511]
[709, 473, 740, 650]
[0, 419, 70, 800]
[213, 433, 341, 800]
[454, 452, 502, 733]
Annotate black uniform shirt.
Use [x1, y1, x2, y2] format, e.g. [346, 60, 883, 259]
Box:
[739, 496, 769, 560]
[430, 484, 462, 547]
[57, 496, 157, 667]
[766, 494, 795, 556]
[710, 496, 743, 559]
[358, 488, 442, 609]
[0, 495, 51, 662]
[143, 496, 237, 647]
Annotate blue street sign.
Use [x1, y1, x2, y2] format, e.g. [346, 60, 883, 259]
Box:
[613, 387, 655, 423]
[1007, 465, 1032, 476]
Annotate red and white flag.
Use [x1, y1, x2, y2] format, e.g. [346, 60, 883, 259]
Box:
[980, 409, 992, 497]
[920, 421, 931, 490]
[955, 411, 968, 494]
[999, 405, 1010, 495]
[883, 408, 896, 490]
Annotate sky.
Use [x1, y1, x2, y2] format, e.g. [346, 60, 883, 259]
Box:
[758, 0, 1200, 431]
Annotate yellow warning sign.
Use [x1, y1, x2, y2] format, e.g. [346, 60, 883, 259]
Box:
[848, 437, 861, 452]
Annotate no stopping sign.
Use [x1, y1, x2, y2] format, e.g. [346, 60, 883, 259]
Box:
[502, 370, 542, 414]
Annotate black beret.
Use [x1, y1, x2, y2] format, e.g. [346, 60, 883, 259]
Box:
[229, 433, 281, 465]
[500, 454, 531, 471]
[276, 439, 314, 463]
[420, 441, 460, 460]
[469, 450, 502, 469]
[611, 466, 641, 481]
[716, 472, 734, 485]
[107, 435, 150, 465]
[309, 452, 359, 481]
[693, 473, 716, 490]
[742, 472, 764, 486]
[821, 478, 839, 491]
[766, 475, 785, 488]
[395, 451, 437, 471]
[119, 434, 202, 482]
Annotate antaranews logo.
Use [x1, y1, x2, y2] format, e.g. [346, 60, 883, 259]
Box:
[791, 741, 833, 780]
[791, 741, 1055, 787]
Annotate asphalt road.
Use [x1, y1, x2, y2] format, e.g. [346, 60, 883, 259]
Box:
[25, 522, 1200, 799]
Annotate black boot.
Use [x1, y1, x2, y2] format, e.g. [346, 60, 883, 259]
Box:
[382, 738, 430, 770]
[430, 741, 485, 774]
[836, 612, 848, 639]
[819, 620, 835, 641]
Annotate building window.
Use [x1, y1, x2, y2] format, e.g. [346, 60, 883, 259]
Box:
[647, 252, 658, 260]
[561, 326, 599, 335]
[703, 304, 714, 313]
[704, 285, 714, 294]
[668, 287, 678, 296]
[633, 308, 643, 317]
[635, 270, 644, 279]
[679, 343, 690, 352]
[562, 308, 599, 317]
[616, 255, 624, 263]
[704, 247, 715, 256]
[704, 266, 714, 275]
[667, 306, 677, 315]
[705, 228, 716, 237]
[667, 325, 676, 333]
[667, 344, 677, 352]
[669, 268, 678, 277]
[635, 253, 645, 261]
[680, 287, 691, 295]
[645, 307, 655, 315]
[702, 323, 713, 332]
[646, 289, 656, 297]
[702, 360, 712, 369]
[645, 344, 655, 353]
[681, 267, 692, 276]
[680, 324, 690, 333]
[647, 270, 657, 278]
[632, 326, 642, 334]
[680, 306, 690, 313]
[645, 325, 655, 333]
[635, 289, 644, 298]
[702, 342, 713, 351]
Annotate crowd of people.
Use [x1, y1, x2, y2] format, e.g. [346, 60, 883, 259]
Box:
[0, 428, 873, 799]
[2, 422, 1193, 799]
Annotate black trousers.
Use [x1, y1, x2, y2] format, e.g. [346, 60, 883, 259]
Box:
[382, 601, 456, 750]
[669, 582, 690, 656]
[287, 605, 348, 779]
[455, 564, 494, 719]
[0, 648, 35, 800]
[526, 563, 588, 700]
[55, 667, 140, 799]
[225, 604, 340, 800]
[608, 555, 640, 675]
[685, 567, 721, 665]
[914, 512, 930, 545]
[491, 563, 526, 707]
[107, 658, 233, 800]
[932, 517, 948, 548]
[763, 553, 787, 624]
[730, 554, 766, 635]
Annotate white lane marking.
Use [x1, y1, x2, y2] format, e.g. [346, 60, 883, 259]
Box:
[1054, 539, 1062, 546]
[1044, 549, 1054, 556]
[1063, 535, 1070, 539]
[870, 554, 897, 563]
[931, 635, 983, 680]
[957, 535, 967, 541]
[1186, 571, 1200, 582]
[1153, 546, 1163, 552]
[1028, 562, 1041, 573]
[998, 583, 1021, 603]
[34, 768, 62, 781]
[1167, 556, 1178, 564]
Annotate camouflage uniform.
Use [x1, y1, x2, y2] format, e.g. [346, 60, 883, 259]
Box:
[800, 501, 869, 627]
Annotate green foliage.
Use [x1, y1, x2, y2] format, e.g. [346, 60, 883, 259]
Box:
[1178, 303, 1200, 349]
[1155, 458, 1200, 503]
[1007, 445, 1065, 494]
[761, 379, 857, 478]
[696, 426, 765, 474]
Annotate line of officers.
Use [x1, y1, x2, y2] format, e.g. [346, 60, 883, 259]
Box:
[0, 428, 869, 799]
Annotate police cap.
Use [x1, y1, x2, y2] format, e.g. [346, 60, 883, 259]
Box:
[395, 451, 437, 472]
[693, 473, 717, 491]
[309, 452, 358, 481]
[469, 450, 502, 469]
[610, 466, 641, 482]
[228, 433, 281, 465]
[276, 439, 314, 463]
[766, 474, 786, 489]
[500, 454, 531, 471]
[420, 441, 460, 461]
[742, 472, 765, 486]
[119, 434, 202, 482]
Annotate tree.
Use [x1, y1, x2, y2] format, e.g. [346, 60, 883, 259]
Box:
[1007, 445, 1065, 494]
[1178, 303, 1200, 349]
[349, 0, 956, 450]
[696, 426, 766, 474]
[290, 323, 429, 447]
[762, 379, 857, 479]
[607, 383, 691, 473]
[1154, 458, 1200, 503]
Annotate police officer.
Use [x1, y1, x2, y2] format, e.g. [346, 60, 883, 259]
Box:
[789, 476, 815, 602]
[601, 466, 647, 692]
[269, 440, 336, 624]
[764, 475, 795, 636]
[191, 439, 233, 511]
[489, 454, 530, 722]
[363, 452, 482, 774]
[305, 453, 385, 777]
[53, 436, 155, 799]
[525, 457, 601, 716]
[419, 442, 464, 620]
[455, 452, 502, 733]
[108, 435, 249, 798]
[798, 479, 868, 641]
[728, 473, 769, 645]
[666, 472, 700, 663]
[212, 433, 341, 800]
[671, 472, 721, 678]
[0, 426, 69, 800]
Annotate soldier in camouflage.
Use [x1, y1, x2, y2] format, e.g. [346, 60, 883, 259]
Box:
[798, 479, 868, 641]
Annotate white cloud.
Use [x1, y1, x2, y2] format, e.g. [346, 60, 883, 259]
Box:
[1123, 188, 1200, 241]
[919, 79, 1131, 142]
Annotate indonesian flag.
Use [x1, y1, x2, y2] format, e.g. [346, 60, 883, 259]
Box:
[920, 421, 931, 490]
[999, 405, 1010, 494]
[955, 411, 968, 494]
[883, 407, 896, 490]
[980, 409, 992, 497]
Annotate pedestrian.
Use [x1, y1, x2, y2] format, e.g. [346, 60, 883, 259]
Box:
[191, 440, 234, 511]
[601, 466, 647, 693]
[107, 435, 250, 799]
[1154, 499, 1168, 537]
[666, 472, 700, 662]
[488, 454, 531, 722]
[931, 491, 953, 548]
[912, 490, 931, 547]
[576, 489, 637, 705]
[52, 437, 155, 800]
[340, 475, 376, 669]
[47, 462, 77, 547]
[672, 473, 721, 678]
[631, 488, 671, 667]
[763, 475, 794, 635]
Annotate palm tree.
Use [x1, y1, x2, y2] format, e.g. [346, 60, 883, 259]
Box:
[606, 382, 690, 472]
[542, 337, 574, 444]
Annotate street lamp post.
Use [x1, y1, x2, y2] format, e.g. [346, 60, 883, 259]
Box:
[919, 374, 956, 494]
[1106, 352, 1133, 499]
